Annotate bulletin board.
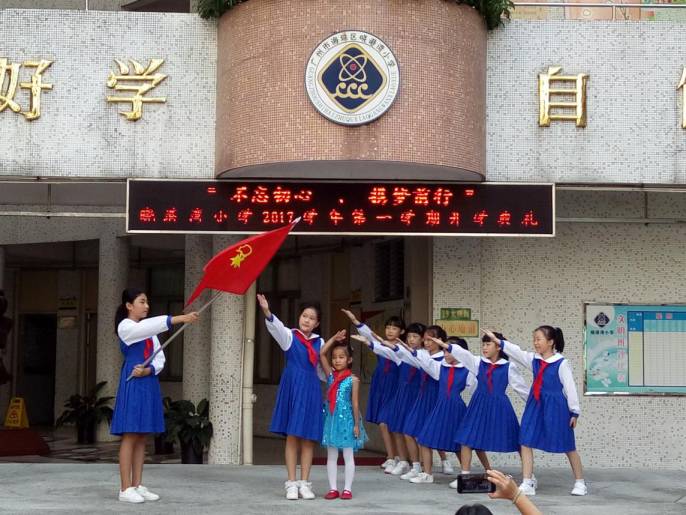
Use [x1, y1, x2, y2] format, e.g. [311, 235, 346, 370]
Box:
[584, 303, 686, 395]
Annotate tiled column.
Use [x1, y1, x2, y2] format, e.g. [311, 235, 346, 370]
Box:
[182, 234, 213, 404]
[95, 232, 128, 441]
[208, 235, 245, 464]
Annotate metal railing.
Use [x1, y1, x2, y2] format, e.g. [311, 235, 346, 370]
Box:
[512, 2, 686, 21]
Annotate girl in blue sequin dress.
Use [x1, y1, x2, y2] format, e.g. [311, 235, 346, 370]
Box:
[320, 337, 368, 500]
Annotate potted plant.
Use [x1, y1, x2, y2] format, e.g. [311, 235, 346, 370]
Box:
[197, 0, 515, 30]
[55, 381, 114, 444]
[164, 398, 213, 464]
[154, 397, 176, 455]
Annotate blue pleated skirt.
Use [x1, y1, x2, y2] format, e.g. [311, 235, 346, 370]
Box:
[111, 361, 164, 435]
[386, 381, 420, 433]
[417, 394, 467, 451]
[402, 379, 438, 437]
[520, 393, 576, 453]
[365, 360, 398, 425]
[269, 364, 323, 442]
[455, 392, 520, 453]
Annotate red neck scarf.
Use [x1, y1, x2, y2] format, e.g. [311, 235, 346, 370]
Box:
[420, 371, 428, 390]
[143, 338, 154, 360]
[533, 360, 550, 401]
[486, 363, 499, 393]
[446, 366, 456, 398]
[327, 369, 352, 414]
[407, 366, 417, 383]
[293, 330, 318, 367]
[383, 358, 392, 374]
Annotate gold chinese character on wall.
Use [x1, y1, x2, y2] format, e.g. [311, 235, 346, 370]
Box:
[106, 59, 166, 121]
[0, 58, 53, 121]
[538, 66, 588, 127]
[677, 67, 686, 129]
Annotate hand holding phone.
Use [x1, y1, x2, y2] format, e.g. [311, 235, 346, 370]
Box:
[457, 473, 497, 494]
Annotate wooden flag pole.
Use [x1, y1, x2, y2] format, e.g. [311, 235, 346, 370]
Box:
[126, 291, 223, 381]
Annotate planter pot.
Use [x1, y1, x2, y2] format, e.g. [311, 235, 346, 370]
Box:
[76, 420, 96, 444]
[180, 441, 204, 464]
[154, 433, 175, 455]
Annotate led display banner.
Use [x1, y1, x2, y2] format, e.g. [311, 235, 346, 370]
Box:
[127, 180, 554, 237]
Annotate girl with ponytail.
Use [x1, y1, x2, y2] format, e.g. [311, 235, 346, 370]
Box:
[111, 288, 199, 503]
[482, 326, 586, 497]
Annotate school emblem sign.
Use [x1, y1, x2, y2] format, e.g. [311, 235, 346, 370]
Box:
[305, 31, 400, 126]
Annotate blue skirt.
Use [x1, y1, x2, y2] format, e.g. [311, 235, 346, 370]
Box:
[417, 395, 467, 452]
[402, 382, 438, 438]
[366, 364, 398, 424]
[520, 393, 576, 453]
[269, 365, 323, 441]
[111, 363, 164, 435]
[455, 392, 520, 453]
[386, 382, 420, 433]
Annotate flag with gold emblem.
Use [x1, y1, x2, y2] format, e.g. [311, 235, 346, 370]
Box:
[185, 218, 300, 306]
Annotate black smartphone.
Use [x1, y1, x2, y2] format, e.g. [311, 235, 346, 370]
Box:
[457, 473, 496, 494]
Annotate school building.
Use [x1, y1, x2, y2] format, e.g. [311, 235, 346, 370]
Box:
[1, 1, 685, 468]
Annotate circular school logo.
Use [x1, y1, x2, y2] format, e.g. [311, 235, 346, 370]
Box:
[305, 31, 400, 126]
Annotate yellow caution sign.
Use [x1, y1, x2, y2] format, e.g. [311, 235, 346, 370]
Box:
[4, 397, 29, 428]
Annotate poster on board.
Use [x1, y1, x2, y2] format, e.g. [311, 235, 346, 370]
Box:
[585, 303, 686, 395]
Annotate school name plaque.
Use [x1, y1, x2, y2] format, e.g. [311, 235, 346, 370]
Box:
[127, 180, 554, 237]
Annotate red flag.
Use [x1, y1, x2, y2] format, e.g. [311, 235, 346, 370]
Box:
[185, 219, 299, 306]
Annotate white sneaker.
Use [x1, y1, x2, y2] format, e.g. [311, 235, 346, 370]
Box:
[384, 459, 398, 474]
[519, 481, 536, 496]
[284, 480, 299, 500]
[442, 460, 454, 475]
[390, 460, 410, 476]
[134, 486, 159, 501]
[298, 480, 315, 500]
[409, 472, 434, 484]
[571, 481, 588, 496]
[381, 458, 395, 469]
[449, 479, 458, 489]
[400, 469, 420, 480]
[118, 487, 145, 503]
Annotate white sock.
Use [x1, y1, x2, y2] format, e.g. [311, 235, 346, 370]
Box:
[412, 462, 421, 472]
[343, 448, 355, 491]
[394, 456, 400, 461]
[461, 470, 470, 475]
[575, 479, 585, 485]
[326, 447, 338, 490]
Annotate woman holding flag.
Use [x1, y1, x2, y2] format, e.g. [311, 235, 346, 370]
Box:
[111, 288, 199, 504]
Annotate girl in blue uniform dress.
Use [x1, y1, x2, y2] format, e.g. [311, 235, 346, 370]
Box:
[483, 327, 587, 497]
[352, 322, 426, 477]
[258, 294, 342, 501]
[112, 288, 199, 504]
[438, 334, 530, 475]
[319, 337, 368, 500]
[412, 337, 491, 487]
[341, 310, 402, 472]
[391, 325, 455, 481]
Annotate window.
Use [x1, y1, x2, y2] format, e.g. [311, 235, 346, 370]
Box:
[374, 239, 404, 302]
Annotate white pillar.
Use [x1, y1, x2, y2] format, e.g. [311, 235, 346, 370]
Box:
[208, 235, 245, 464]
[95, 232, 128, 441]
[182, 234, 213, 404]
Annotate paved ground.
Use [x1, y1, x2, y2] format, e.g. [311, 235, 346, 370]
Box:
[0, 464, 685, 514]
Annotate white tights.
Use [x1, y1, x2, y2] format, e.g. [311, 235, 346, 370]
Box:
[327, 447, 355, 492]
